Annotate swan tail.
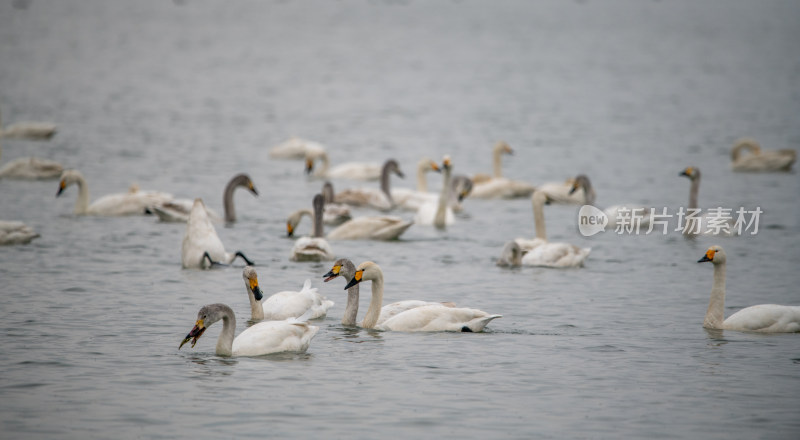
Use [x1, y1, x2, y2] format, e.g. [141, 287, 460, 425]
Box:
[467, 314, 503, 332]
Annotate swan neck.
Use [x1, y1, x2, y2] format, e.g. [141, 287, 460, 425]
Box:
[222, 177, 241, 223]
[688, 176, 700, 210]
[216, 309, 236, 356]
[342, 280, 360, 326]
[532, 195, 547, 240]
[582, 180, 596, 205]
[380, 166, 394, 205]
[74, 174, 90, 215]
[434, 165, 452, 229]
[704, 262, 726, 329]
[416, 162, 429, 192]
[362, 275, 384, 329]
[247, 286, 264, 321]
[313, 200, 324, 238]
[493, 147, 504, 178]
[315, 152, 330, 177]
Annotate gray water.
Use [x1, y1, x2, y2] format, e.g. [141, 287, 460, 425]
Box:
[1, 1, 799, 438]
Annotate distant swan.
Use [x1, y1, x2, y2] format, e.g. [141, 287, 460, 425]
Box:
[514, 190, 591, 268]
[339, 261, 502, 332]
[0, 110, 57, 140]
[269, 136, 326, 160]
[242, 266, 333, 321]
[569, 174, 651, 229]
[151, 173, 259, 223]
[56, 169, 173, 216]
[181, 198, 254, 269]
[179, 268, 318, 356]
[0, 220, 39, 245]
[535, 178, 584, 205]
[305, 149, 388, 181]
[321, 182, 352, 226]
[0, 137, 63, 179]
[323, 258, 458, 326]
[332, 159, 405, 211]
[679, 166, 737, 236]
[697, 245, 800, 332]
[414, 155, 455, 228]
[731, 138, 796, 172]
[289, 194, 335, 262]
[470, 141, 535, 199]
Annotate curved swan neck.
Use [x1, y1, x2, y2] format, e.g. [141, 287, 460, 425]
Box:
[72, 173, 90, 215]
[492, 143, 505, 178]
[312, 194, 325, 238]
[222, 174, 248, 223]
[380, 164, 394, 205]
[704, 262, 727, 329]
[688, 173, 700, 210]
[532, 192, 547, 240]
[434, 164, 452, 229]
[315, 152, 330, 177]
[731, 139, 761, 161]
[216, 306, 237, 356]
[362, 272, 384, 329]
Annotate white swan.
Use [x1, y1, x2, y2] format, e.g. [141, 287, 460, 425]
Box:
[0, 137, 63, 179]
[288, 194, 412, 241]
[514, 190, 591, 268]
[569, 174, 651, 229]
[532, 178, 584, 205]
[151, 173, 259, 223]
[698, 245, 800, 332]
[470, 141, 535, 199]
[305, 149, 387, 181]
[0, 110, 57, 139]
[56, 169, 173, 216]
[338, 261, 502, 332]
[496, 241, 522, 267]
[321, 182, 352, 226]
[679, 166, 738, 237]
[414, 155, 455, 228]
[323, 258, 458, 326]
[179, 269, 318, 356]
[390, 157, 440, 211]
[268, 136, 326, 160]
[731, 138, 796, 172]
[181, 198, 255, 269]
[242, 266, 333, 321]
[289, 194, 335, 262]
[332, 159, 405, 211]
[0, 220, 40, 245]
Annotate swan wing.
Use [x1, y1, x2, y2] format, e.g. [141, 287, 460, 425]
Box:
[377, 300, 454, 325]
[0, 220, 39, 245]
[379, 305, 501, 332]
[333, 188, 392, 211]
[391, 188, 437, 211]
[328, 216, 413, 240]
[521, 241, 590, 268]
[733, 150, 796, 172]
[326, 163, 382, 181]
[181, 201, 228, 268]
[232, 320, 320, 356]
[723, 304, 800, 333]
[470, 177, 535, 199]
[262, 279, 334, 320]
[269, 137, 326, 159]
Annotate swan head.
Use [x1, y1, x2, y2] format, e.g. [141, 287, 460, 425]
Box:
[495, 141, 513, 155]
[323, 258, 356, 282]
[680, 166, 700, 180]
[569, 174, 591, 195]
[179, 304, 227, 349]
[56, 169, 82, 197]
[242, 266, 263, 301]
[305, 157, 315, 175]
[451, 175, 473, 201]
[441, 155, 452, 171]
[232, 173, 258, 196]
[343, 261, 380, 289]
[419, 158, 440, 173]
[383, 159, 405, 178]
[698, 245, 726, 265]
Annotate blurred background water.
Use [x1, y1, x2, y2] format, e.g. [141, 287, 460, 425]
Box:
[1, 0, 799, 438]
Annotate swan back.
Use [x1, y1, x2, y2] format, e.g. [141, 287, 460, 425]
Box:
[182, 198, 228, 268]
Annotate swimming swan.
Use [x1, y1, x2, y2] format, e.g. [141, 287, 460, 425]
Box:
[535, 178, 584, 205]
[0, 137, 63, 179]
[697, 245, 800, 332]
[569, 174, 651, 229]
[269, 136, 326, 160]
[179, 269, 318, 356]
[289, 194, 335, 261]
[414, 155, 455, 228]
[323, 258, 458, 326]
[181, 198, 255, 269]
[496, 241, 523, 267]
[514, 190, 591, 268]
[321, 182, 352, 226]
[731, 138, 796, 172]
[470, 141, 535, 199]
[0, 220, 40, 245]
[151, 173, 259, 223]
[56, 169, 173, 216]
[305, 150, 388, 181]
[339, 261, 502, 332]
[242, 266, 333, 321]
[288, 194, 412, 241]
[679, 167, 738, 237]
[332, 159, 405, 211]
[0, 110, 57, 139]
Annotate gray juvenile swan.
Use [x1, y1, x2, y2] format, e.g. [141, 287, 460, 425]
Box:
[151, 173, 259, 223]
[288, 194, 412, 241]
[679, 166, 737, 236]
[332, 159, 405, 211]
[697, 245, 800, 332]
[730, 138, 796, 172]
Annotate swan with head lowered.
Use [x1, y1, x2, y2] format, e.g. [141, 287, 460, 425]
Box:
[333, 260, 501, 332]
[269, 136, 326, 160]
[288, 193, 412, 241]
[697, 245, 800, 332]
[323, 258, 457, 326]
[512, 190, 591, 268]
[496, 241, 523, 267]
[0, 110, 57, 140]
[305, 149, 390, 181]
[470, 141, 535, 199]
[179, 268, 319, 357]
[0, 131, 62, 179]
[0, 220, 40, 245]
[289, 194, 336, 262]
[679, 166, 738, 237]
[569, 174, 651, 229]
[331, 159, 405, 211]
[181, 198, 255, 269]
[730, 138, 796, 172]
[320, 182, 352, 226]
[150, 173, 259, 223]
[242, 266, 333, 321]
[414, 155, 456, 228]
[56, 169, 173, 216]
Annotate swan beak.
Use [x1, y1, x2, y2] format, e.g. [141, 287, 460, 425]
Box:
[179, 319, 206, 349]
[344, 269, 363, 289]
[698, 249, 715, 263]
[323, 264, 341, 282]
[250, 278, 263, 301]
[395, 169, 405, 178]
[305, 158, 314, 175]
[287, 222, 294, 237]
[248, 182, 259, 196]
[458, 190, 469, 202]
[430, 161, 441, 173]
[568, 182, 580, 195]
[680, 167, 692, 177]
[56, 179, 66, 197]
